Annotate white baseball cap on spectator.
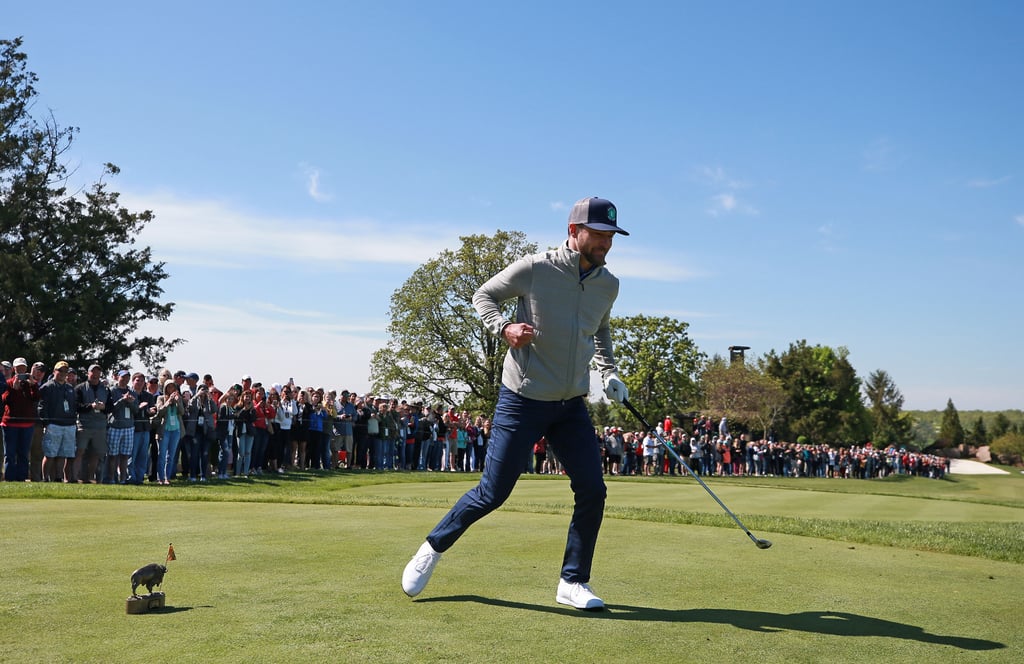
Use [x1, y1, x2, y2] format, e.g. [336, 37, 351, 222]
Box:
[13, 357, 28, 369]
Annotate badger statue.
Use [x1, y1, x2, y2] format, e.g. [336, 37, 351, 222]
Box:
[130, 563, 167, 597]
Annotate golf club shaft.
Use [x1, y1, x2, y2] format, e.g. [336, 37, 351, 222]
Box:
[621, 398, 771, 549]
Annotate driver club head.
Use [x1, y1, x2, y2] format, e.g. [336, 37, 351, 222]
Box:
[755, 539, 773, 549]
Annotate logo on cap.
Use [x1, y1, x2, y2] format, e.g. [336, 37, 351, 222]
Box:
[607, 207, 616, 222]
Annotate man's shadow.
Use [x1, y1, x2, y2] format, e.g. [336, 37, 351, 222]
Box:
[418, 596, 1003, 651]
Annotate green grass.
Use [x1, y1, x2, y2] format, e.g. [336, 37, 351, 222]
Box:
[1, 470, 1022, 662]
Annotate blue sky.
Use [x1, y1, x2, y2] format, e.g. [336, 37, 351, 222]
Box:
[8, 2, 1022, 410]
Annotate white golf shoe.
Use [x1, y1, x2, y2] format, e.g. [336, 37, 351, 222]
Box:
[555, 578, 605, 611]
[402, 540, 442, 597]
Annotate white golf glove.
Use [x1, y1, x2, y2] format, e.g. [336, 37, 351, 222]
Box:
[603, 375, 629, 404]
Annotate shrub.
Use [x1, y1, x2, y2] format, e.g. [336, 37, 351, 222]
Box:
[989, 432, 1024, 466]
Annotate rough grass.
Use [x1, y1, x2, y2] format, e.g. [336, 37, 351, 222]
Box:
[3, 470, 1023, 562]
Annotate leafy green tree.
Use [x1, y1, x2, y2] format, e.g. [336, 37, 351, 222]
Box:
[863, 369, 914, 447]
[762, 340, 868, 443]
[936, 398, 966, 449]
[369, 230, 537, 413]
[701, 355, 785, 440]
[0, 37, 179, 371]
[606, 314, 704, 427]
[989, 432, 1024, 465]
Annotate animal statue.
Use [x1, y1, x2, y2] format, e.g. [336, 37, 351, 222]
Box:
[130, 563, 167, 596]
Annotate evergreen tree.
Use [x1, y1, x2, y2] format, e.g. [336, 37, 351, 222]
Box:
[937, 398, 966, 449]
[863, 369, 914, 447]
[990, 412, 1012, 439]
[967, 415, 989, 448]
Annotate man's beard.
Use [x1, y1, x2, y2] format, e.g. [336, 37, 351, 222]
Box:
[581, 248, 606, 267]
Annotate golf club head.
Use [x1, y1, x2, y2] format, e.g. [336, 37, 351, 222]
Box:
[755, 539, 773, 549]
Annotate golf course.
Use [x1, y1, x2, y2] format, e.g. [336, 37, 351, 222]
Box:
[1, 468, 1021, 663]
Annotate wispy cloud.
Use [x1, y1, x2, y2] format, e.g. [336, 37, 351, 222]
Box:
[125, 192, 455, 272]
[1015, 214, 1024, 227]
[695, 165, 748, 189]
[135, 300, 385, 391]
[550, 201, 569, 211]
[609, 247, 703, 282]
[237, 300, 327, 319]
[967, 175, 1011, 188]
[818, 222, 840, 253]
[695, 165, 759, 217]
[302, 164, 333, 202]
[862, 137, 905, 172]
[707, 192, 758, 217]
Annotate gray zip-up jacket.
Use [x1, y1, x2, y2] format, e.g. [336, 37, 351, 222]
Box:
[473, 241, 621, 402]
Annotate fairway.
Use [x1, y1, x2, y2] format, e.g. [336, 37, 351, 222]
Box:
[1, 474, 1021, 663]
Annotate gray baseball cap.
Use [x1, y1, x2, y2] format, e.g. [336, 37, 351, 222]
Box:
[567, 197, 629, 235]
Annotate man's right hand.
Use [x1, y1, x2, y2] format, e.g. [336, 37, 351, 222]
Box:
[503, 323, 537, 349]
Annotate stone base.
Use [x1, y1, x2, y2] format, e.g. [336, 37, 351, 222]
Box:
[126, 591, 166, 614]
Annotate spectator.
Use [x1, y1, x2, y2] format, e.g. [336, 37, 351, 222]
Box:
[3, 357, 41, 481]
[105, 369, 138, 484]
[74, 364, 110, 483]
[293, 390, 312, 469]
[215, 391, 238, 480]
[274, 387, 297, 472]
[201, 374, 223, 405]
[306, 391, 328, 470]
[28, 361, 47, 481]
[365, 398, 382, 469]
[188, 384, 216, 481]
[642, 431, 658, 476]
[533, 436, 546, 474]
[38, 361, 78, 482]
[252, 386, 273, 476]
[153, 380, 185, 485]
[144, 376, 162, 483]
[335, 391, 356, 469]
[235, 390, 256, 476]
[399, 403, 416, 471]
[125, 373, 154, 484]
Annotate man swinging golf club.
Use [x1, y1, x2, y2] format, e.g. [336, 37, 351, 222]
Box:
[401, 196, 630, 610]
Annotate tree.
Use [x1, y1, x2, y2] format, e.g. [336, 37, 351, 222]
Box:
[762, 340, 868, 443]
[967, 415, 989, 448]
[863, 369, 914, 447]
[989, 432, 1024, 466]
[0, 38, 179, 371]
[369, 230, 537, 412]
[607, 314, 704, 427]
[990, 412, 1012, 439]
[701, 355, 786, 440]
[936, 398, 966, 450]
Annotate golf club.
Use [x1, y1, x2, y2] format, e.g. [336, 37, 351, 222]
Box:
[621, 398, 773, 550]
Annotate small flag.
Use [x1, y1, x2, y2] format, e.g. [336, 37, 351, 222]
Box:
[166, 543, 176, 562]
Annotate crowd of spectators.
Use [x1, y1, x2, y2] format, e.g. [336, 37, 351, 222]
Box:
[3, 359, 950, 485]
[1, 357, 491, 485]
[594, 416, 951, 480]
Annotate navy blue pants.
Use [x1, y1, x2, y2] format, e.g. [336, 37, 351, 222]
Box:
[426, 386, 606, 584]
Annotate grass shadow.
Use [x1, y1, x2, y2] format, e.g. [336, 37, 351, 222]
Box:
[418, 596, 1004, 651]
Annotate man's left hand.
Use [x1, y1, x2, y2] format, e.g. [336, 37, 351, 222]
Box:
[603, 376, 629, 403]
